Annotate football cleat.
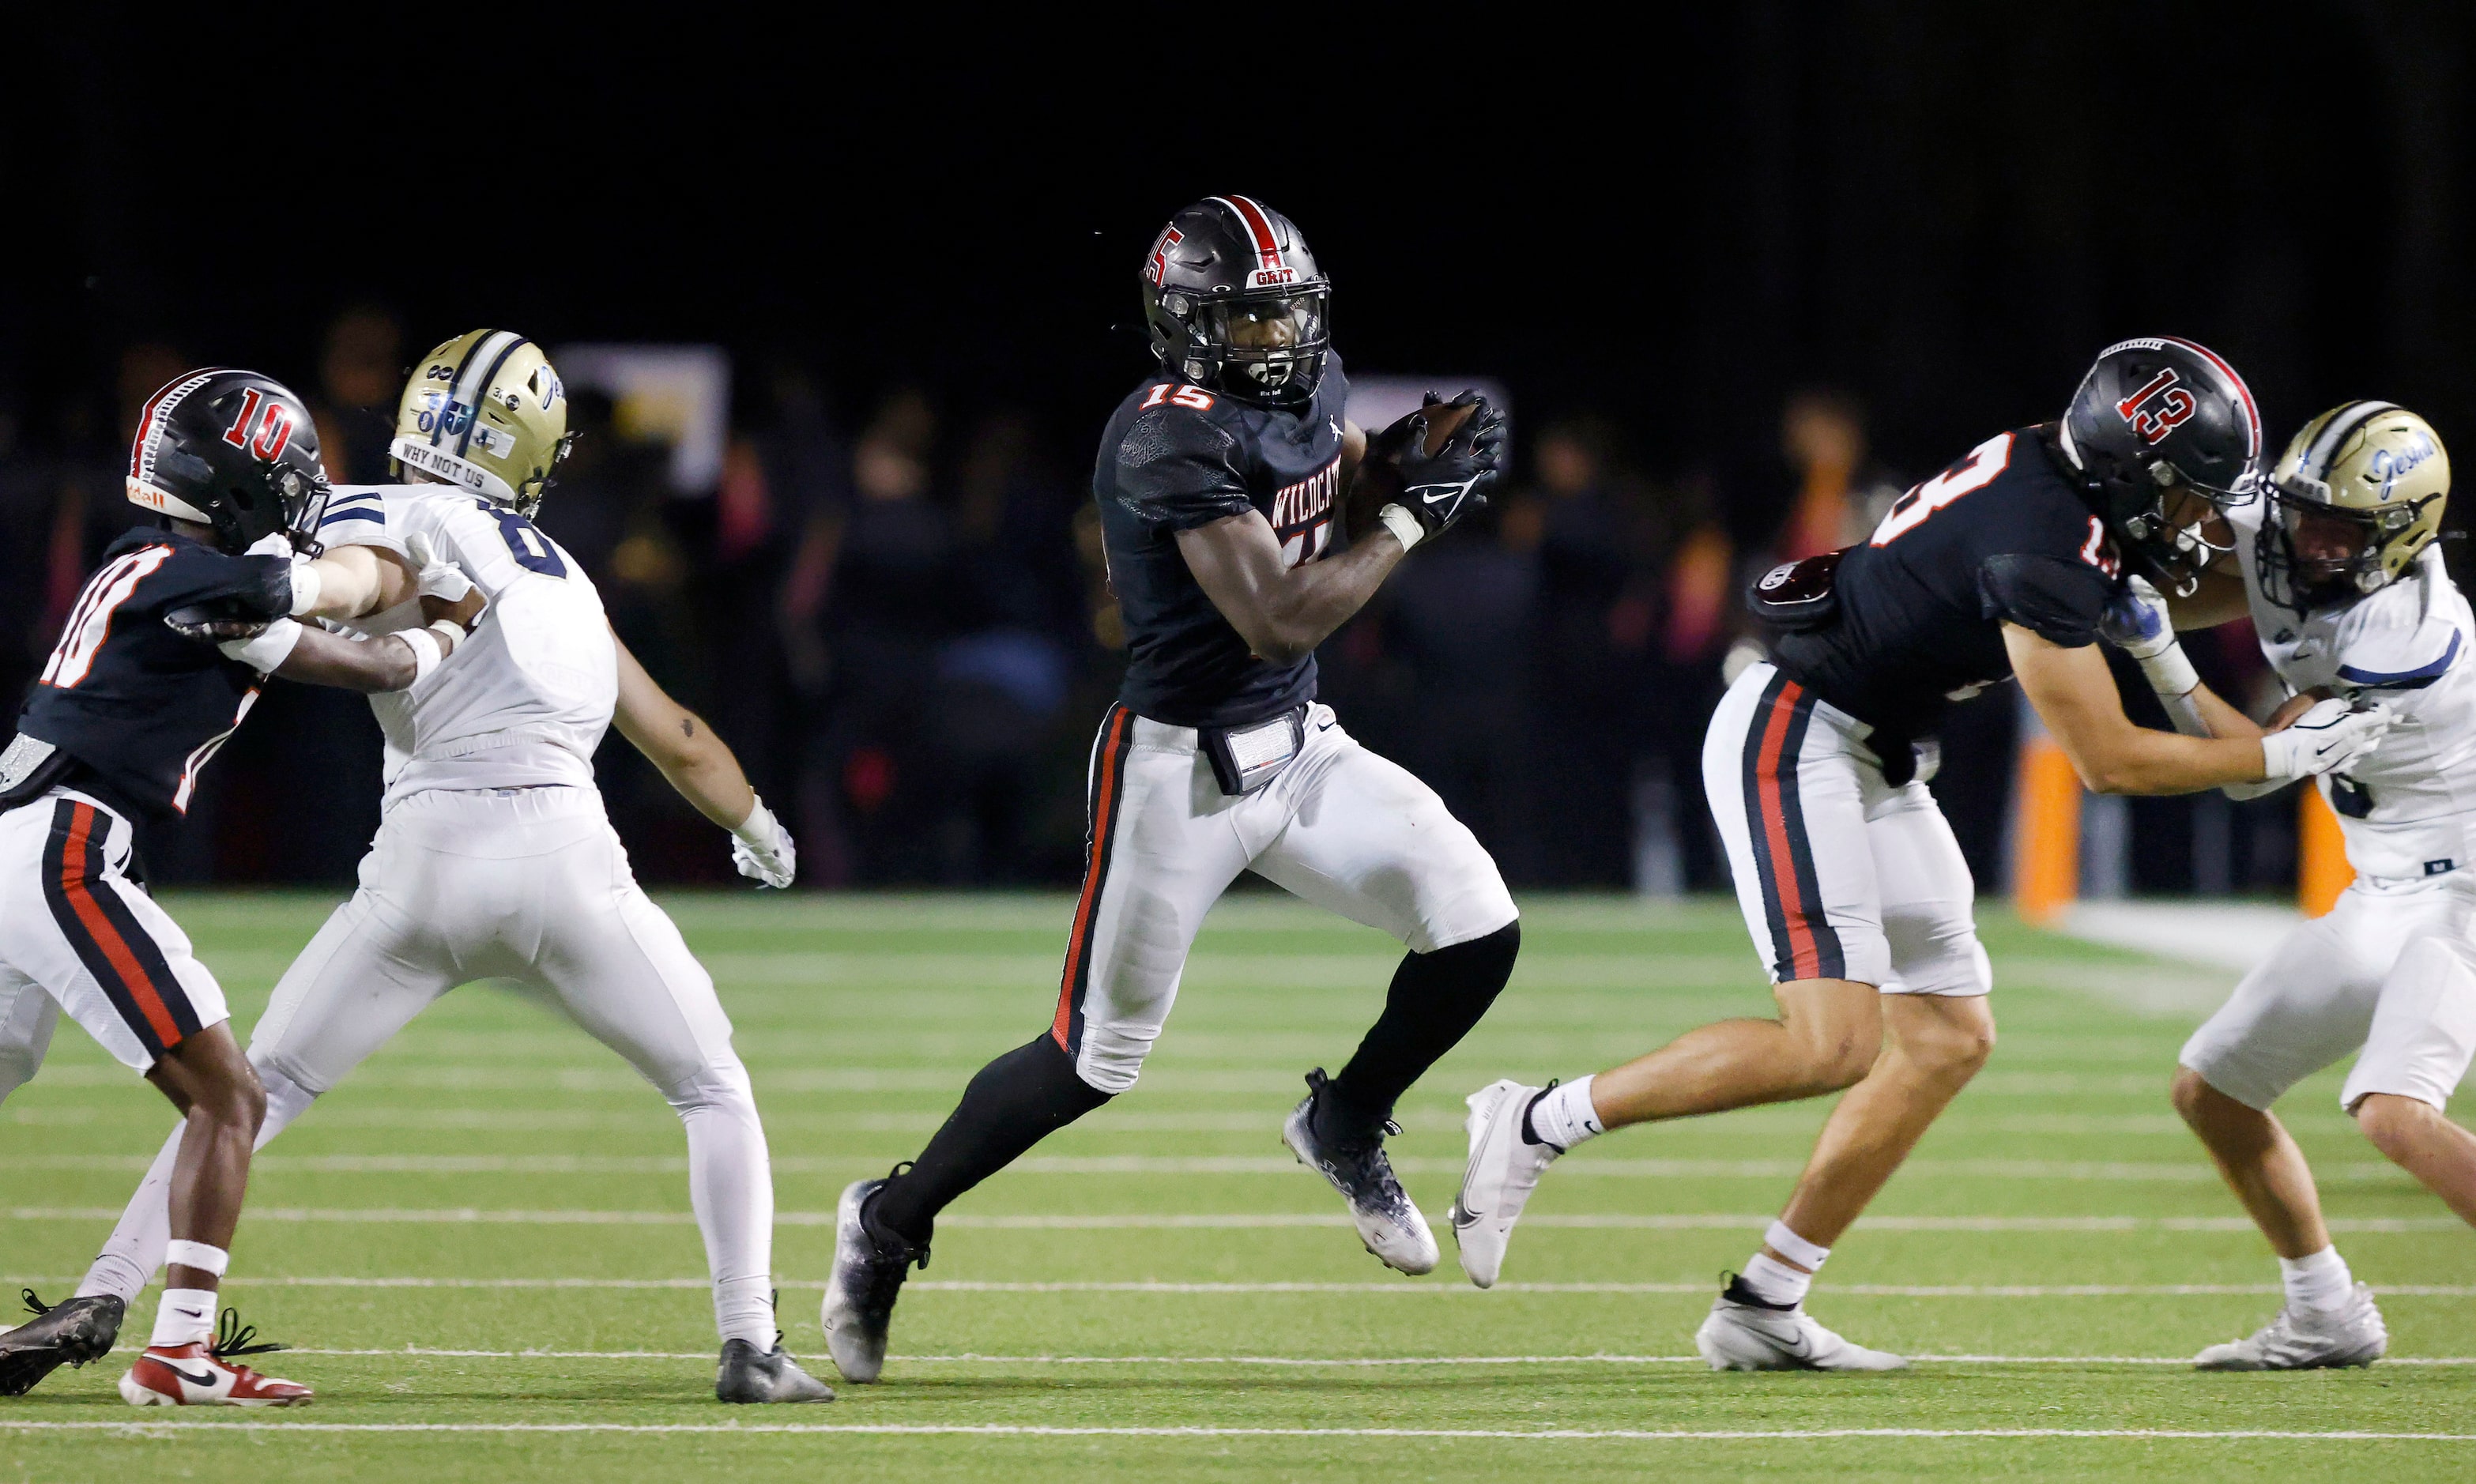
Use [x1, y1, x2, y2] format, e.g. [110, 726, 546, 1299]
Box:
[715, 1338, 835, 1403]
[1448, 1079, 1564, 1288]
[821, 1173, 929, 1384]
[1695, 1274, 1909, 1373]
[0, 1290, 125, 1395]
[117, 1309, 310, 1407]
[2194, 1283, 2387, 1371]
[1283, 1068, 1438, 1276]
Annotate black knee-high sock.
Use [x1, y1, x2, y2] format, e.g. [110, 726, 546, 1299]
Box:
[872, 1034, 1111, 1245]
[1324, 920, 1521, 1132]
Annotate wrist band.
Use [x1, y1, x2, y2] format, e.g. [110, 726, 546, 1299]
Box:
[426, 619, 466, 650]
[1377, 503, 1423, 552]
[164, 1239, 230, 1276]
[220, 616, 303, 672]
[734, 796, 775, 847]
[288, 559, 324, 617]
[397, 626, 443, 680]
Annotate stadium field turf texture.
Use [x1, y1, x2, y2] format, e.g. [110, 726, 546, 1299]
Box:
[4, 891, 2470, 1481]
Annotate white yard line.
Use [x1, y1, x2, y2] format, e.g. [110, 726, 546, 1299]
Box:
[9, 1272, 2471, 1297]
[1, 1155, 2418, 1181]
[9, 1207, 2455, 1232]
[1, 1421, 2470, 1441]
[268, 1347, 2476, 1367]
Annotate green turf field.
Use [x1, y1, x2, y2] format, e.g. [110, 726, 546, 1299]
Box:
[3, 891, 2470, 1481]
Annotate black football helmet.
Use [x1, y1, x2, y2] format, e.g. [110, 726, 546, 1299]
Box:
[2058, 336, 2262, 593]
[1139, 195, 1330, 406]
[124, 369, 330, 555]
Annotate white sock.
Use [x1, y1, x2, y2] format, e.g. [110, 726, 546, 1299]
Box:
[149, 1287, 217, 1348]
[1738, 1251, 1814, 1308]
[672, 1061, 779, 1348]
[2280, 1246, 2354, 1314]
[1524, 1075, 1604, 1151]
[80, 1061, 318, 1304]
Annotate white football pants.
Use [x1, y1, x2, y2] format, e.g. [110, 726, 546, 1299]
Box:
[1704, 663, 1989, 995]
[2182, 868, 2476, 1112]
[76, 785, 778, 1348]
[1053, 702, 1517, 1094]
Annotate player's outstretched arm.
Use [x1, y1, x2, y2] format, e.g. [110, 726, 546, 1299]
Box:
[2007, 623, 2388, 795]
[291, 544, 420, 621]
[1178, 509, 1408, 665]
[611, 631, 795, 887]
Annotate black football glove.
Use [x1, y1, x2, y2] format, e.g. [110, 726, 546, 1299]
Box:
[165, 602, 274, 646]
[1390, 390, 1506, 543]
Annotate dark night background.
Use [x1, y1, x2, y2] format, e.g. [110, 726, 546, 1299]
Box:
[6, 3, 2470, 896]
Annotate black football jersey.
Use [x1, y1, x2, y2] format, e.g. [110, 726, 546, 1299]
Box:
[1094, 353, 1351, 729]
[9, 527, 292, 825]
[1765, 425, 2124, 736]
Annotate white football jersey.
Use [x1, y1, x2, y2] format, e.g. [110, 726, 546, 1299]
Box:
[2228, 499, 2476, 878]
[316, 484, 616, 809]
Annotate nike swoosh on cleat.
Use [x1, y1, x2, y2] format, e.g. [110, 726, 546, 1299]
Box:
[165, 1362, 220, 1388]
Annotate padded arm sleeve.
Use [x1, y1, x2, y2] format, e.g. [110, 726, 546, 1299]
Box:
[1114, 408, 1254, 531]
[150, 547, 296, 619]
[1979, 553, 2114, 649]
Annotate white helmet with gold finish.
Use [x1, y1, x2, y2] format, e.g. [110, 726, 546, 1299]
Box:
[2257, 400, 2450, 611]
[390, 329, 572, 516]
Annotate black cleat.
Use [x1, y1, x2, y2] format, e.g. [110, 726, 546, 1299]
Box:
[0, 1290, 125, 1395]
[820, 1173, 929, 1384]
[716, 1339, 835, 1403]
[1282, 1069, 1438, 1275]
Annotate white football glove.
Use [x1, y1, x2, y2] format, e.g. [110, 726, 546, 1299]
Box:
[730, 794, 796, 889]
[402, 531, 475, 605]
[2258, 699, 2394, 785]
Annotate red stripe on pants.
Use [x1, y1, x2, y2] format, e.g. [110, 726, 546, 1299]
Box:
[1754, 683, 1822, 981]
[1053, 709, 1132, 1049]
[59, 804, 183, 1049]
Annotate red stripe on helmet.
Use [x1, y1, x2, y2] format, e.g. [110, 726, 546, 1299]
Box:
[1214, 195, 1287, 273]
[2158, 337, 2260, 461]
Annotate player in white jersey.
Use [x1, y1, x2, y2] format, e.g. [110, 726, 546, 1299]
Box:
[54, 331, 831, 1403]
[2107, 401, 2476, 1369]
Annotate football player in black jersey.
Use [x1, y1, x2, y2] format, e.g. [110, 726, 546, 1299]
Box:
[1450, 338, 2394, 1369]
[820, 195, 1514, 1383]
[0, 370, 481, 1405]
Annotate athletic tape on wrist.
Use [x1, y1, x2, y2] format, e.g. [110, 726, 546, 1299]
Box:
[1763, 1220, 1830, 1271]
[734, 795, 774, 847]
[1377, 503, 1423, 552]
[288, 559, 323, 617]
[164, 1239, 230, 1277]
[2137, 642, 2200, 702]
[220, 616, 303, 672]
[397, 625, 443, 681]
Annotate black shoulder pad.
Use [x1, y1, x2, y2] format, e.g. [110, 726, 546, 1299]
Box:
[1117, 405, 1252, 531]
[1978, 553, 2113, 647]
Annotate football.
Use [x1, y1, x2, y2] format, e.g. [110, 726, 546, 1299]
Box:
[1418, 395, 1479, 456]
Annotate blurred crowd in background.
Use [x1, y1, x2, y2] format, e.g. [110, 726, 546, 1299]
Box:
[0, 308, 2318, 898]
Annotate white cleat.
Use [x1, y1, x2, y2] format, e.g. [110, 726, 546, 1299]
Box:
[1447, 1079, 1562, 1288]
[1283, 1069, 1438, 1275]
[2195, 1284, 2387, 1371]
[1695, 1278, 1909, 1372]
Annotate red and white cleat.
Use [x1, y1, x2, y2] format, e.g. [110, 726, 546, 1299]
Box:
[118, 1312, 311, 1407]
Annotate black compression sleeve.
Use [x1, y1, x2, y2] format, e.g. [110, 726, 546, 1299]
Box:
[1323, 921, 1521, 1133]
[871, 1034, 1113, 1245]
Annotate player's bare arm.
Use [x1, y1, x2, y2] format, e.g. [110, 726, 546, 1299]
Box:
[1177, 509, 1406, 665]
[1179, 394, 1505, 664]
[612, 631, 756, 827]
[2005, 621, 2380, 793]
[290, 543, 419, 621]
[611, 628, 795, 887]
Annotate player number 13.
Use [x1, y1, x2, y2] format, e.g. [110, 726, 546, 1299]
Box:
[1870, 431, 2014, 548]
